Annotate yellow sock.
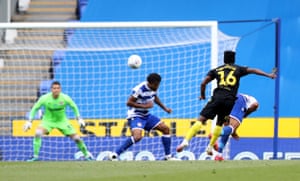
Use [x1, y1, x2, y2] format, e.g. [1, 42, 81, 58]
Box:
[209, 125, 222, 146]
[185, 121, 202, 141]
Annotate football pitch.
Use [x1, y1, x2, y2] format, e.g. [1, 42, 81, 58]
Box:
[1, 160, 299, 181]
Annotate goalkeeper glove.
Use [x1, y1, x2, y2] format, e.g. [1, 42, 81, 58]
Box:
[23, 120, 32, 132]
[77, 117, 86, 127]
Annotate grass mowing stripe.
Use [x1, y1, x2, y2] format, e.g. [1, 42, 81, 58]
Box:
[1, 161, 299, 181]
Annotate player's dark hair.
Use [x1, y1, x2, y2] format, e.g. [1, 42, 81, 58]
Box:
[51, 81, 61, 87]
[147, 73, 161, 84]
[224, 50, 236, 64]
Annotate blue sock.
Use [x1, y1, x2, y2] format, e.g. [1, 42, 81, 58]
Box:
[218, 126, 233, 153]
[116, 136, 135, 155]
[220, 129, 224, 136]
[162, 135, 171, 155]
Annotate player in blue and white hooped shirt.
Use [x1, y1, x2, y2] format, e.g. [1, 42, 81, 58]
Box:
[213, 93, 259, 160]
[109, 73, 179, 161]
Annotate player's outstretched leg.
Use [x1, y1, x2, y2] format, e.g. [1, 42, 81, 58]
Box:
[161, 135, 180, 160]
[206, 125, 222, 156]
[214, 125, 233, 161]
[108, 136, 136, 161]
[176, 121, 203, 152]
[77, 140, 93, 161]
[27, 132, 42, 162]
[176, 139, 189, 152]
[218, 125, 233, 152]
[207, 133, 219, 155]
[71, 134, 93, 161]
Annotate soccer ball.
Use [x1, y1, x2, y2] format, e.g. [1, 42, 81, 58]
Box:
[128, 54, 142, 69]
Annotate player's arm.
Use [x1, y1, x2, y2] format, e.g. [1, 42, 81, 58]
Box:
[244, 103, 259, 118]
[154, 96, 172, 113]
[244, 101, 259, 118]
[200, 75, 213, 100]
[232, 100, 259, 139]
[24, 96, 45, 131]
[127, 95, 153, 109]
[127, 89, 153, 109]
[29, 96, 45, 121]
[246, 68, 276, 79]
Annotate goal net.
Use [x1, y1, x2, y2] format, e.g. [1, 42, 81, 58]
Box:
[0, 22, 239, 161]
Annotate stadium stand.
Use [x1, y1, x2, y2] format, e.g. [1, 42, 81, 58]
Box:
[76, 0, 89, 20]
[12, 0, 77, 22]
[0, 0, 78, 135]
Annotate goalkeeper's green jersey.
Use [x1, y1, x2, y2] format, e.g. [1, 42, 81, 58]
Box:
[29, 92, 80, 122]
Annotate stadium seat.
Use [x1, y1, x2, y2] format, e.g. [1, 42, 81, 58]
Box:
[52, 50, 65, 66]
[63, 20, 79, 44]
[4, 29, 18, 44]
[25, 79, 52, 120]
[18, 0, 31, 13]
[39, 80, 53, 96]
[77, 0, 89, 20]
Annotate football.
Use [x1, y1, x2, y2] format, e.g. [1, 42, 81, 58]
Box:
[128, 54, 142, 69]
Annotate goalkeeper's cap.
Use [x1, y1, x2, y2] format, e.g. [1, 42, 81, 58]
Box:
[224, 50, 236, 64]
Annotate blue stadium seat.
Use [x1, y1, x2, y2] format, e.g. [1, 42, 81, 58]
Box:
[25, 80, 52, 119]
[52, 50, 65, 66]
[77, 0, 89, 19]
[39, 80, 53, 96]
[64, 20, 79, 44]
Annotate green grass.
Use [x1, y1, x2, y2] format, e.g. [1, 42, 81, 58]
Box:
[1, 160, 300, 181]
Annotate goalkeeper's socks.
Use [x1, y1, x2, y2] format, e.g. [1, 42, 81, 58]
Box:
[161, 135, 171, 155]
[209, 125, 222, 146]
[218, 126, 233, 153]
[116, 136, 135, 155]
[185, 121, 202, 141]
[76, 140, 89, 157]
[33, 137, 41, 157]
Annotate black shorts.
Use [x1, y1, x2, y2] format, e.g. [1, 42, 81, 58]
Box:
[200, 96, 235, 125]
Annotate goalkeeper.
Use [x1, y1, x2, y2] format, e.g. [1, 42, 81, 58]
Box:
[23, 81, 92, 161]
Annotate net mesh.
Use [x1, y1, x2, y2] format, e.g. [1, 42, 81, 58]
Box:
[0, 22, 239, 161]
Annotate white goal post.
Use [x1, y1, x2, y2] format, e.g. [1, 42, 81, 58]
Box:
[0, 21, 239, 161]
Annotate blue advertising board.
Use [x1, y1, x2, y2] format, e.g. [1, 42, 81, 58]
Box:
[1, 136, 299, 161]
